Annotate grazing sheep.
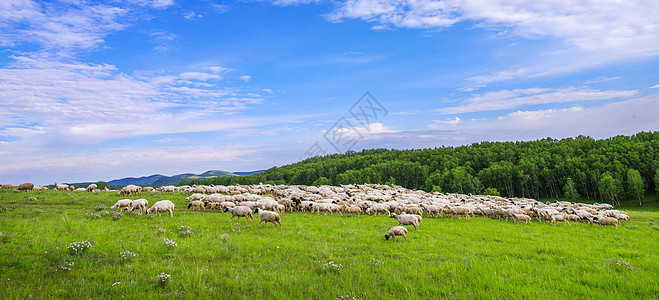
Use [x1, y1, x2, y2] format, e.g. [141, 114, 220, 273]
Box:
[146, 200, 175, 217]
[513, 213, 531, 224]
[224, 206, 254, 223]
[111, 199, 133, 210]
[254, 208, 282, 229]
[593, 216, 618, 229]
[187, 200, 205, 211]
[449, 206, 474, 220]
[86, 184, 98, 193]
[345, 205, 362, 216]
[17, 183, 34, 191]
[186, 193, 205, 202]
[118, 185, 141, 196]
[390, 213, 420, 231]
[550, 213, 571, 226]
[384, 226, 408, 242]
[129, 199, 149, 213]
[54, 182, 69, 190]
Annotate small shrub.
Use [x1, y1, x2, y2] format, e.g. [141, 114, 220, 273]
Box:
[157, 273, 171, 286]
[93, 205, 106, 212]
[317, 260, 343, 274]
[163, 238, 177, 248]
[57, 261, 75, 271]
[67, 241, 93, 255]
[0, 232, 10, 244]
[120, 250, 138, 262]
[177, 225, 194, 237]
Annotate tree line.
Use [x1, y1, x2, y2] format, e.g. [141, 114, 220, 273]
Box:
[182, 131, 659, 206]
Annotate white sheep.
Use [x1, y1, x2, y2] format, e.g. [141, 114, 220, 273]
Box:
[130, 199, 149, 213]
[111, 199, 133, 210]
[187, 200, 206, 211]
[224, 206, 254, 222]
[254, 208, 282, 229]
[186, 193, 205, 202]
[146, 200, 175, 217]
[390, 213, 420, 231]
[384, 226, 408, 242]
[54, 182, 69, 190]
[550, 213, 571, 226]
[86, 184, 98, 193]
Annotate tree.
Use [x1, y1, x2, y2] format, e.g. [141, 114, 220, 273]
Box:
[654, 169, 659, 195]
[627, 169, 645, 206]
[563, 177, 580, 201]
[483, 187, 500, 196]
[312, 176, 331, 186]
[598, 173, 622, 207]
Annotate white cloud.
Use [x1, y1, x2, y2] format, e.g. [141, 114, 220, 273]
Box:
[650, 84, 659, 89]
[178, 72, 221, 81]
[438, 87, 637, 114]
[156, 137, 188, 143]
[183, 11, 202, 20]
[329, 0, 659, 84]
[150, 30, 177, 52]
[0, 0, 128, 51]
[239, 75, 252, 82]
[429, 117, 461, 128]
[263, 88, 274, 93]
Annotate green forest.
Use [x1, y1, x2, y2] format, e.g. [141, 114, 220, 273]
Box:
[182, 131, 659, 206]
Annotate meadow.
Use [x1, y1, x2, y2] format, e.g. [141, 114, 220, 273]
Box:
[0, 189, 657, 299]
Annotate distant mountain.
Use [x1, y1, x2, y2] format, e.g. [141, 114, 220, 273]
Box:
[106, 170, 237, 187]
[232, 170, 266, 176]
[69, 169, 267, 187]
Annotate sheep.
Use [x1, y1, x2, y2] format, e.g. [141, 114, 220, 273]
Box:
[224, 206, 254, 223]
[449, 206, 474, 220]
[187, 200, 206, 211]
[55, 182, 69, 190]
[129, 199, 149, 213]
[384, 226, 408, 242]
[254, 208, 282, 229]
[512, 213, 531, 224]
[186, 193, 205, 202]
[111, 199, 133, 210]
[390, 213, 420, 231]
[592, 216, 618, 229]
[118, 185, 141, 196]
[146, 200, 175, 217]
[345, 205, 362, 216]
[17, 183, 34, 191]
[550, 213, 571, 226]
[86, 184, 98, 193]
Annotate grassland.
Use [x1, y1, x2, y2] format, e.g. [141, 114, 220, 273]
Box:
[1, 190, 658, 299]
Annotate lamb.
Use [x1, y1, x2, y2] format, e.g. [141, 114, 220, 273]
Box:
[512, 213, 531, 224]
[592, 216, 618, 229]
[345, 205, 362, 216]
[254, 208, 282, 229]
[17, 183, 34, 191]
[187, 200, 205, 211]
[384, 226, 408, 242]
[130, 199, 149, 213]
[111, 199, 133, 210]
[86, 184, 98, 193]
[390, 213, 420, 231]
[224, 206, 254, 223]
[146, 200, 175, 217]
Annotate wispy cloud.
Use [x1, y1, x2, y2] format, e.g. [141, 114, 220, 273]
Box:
[437, 87, 638, 114]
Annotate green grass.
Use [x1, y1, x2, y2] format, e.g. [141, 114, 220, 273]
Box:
[1, 190, 658, 299]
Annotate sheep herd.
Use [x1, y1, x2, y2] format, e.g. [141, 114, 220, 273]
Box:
[97, 183, 631, 242]
[3, 181, 630, 238]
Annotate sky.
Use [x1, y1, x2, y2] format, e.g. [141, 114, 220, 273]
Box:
[1, 0, 658, 186]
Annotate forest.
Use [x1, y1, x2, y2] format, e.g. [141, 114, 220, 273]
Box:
[182, 131, 659, 206]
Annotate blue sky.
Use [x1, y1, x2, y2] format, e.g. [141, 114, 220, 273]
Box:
[1, 0, 658, 185]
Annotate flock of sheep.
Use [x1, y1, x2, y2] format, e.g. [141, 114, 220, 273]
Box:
[96, 183, 630, 242]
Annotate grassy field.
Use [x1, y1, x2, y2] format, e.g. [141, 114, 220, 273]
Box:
[1, 190, 658, 299]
